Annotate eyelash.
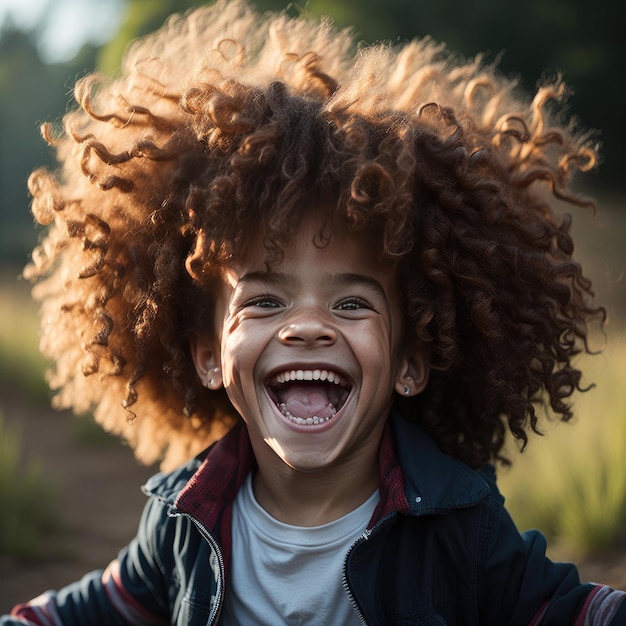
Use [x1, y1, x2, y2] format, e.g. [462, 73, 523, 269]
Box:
[335, 297, 373, 311]
[240, 295, 375, 312]
[244, 295, 283, 308]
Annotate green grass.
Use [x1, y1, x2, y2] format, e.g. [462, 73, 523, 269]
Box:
[0, 415, 68, 560]
[496, 194, 626, 558]
[0, 273, 69, 562]
[500, 332, 626, 557]
[0, 270, 49, 402]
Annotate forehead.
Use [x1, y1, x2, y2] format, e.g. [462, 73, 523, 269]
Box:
[233, 215, 391, 274]
[217, 215, 403, 310]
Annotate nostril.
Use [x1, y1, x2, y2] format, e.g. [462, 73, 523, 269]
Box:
[277, 321, 337, 345]
[278, 324, 304, 343]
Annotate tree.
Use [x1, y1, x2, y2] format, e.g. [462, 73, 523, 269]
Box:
[0, 21, 98, 263]
[98, 0, 199, 74]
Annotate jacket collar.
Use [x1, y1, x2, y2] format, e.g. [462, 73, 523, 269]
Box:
[143, 411, 491, 528]
[143, 421, 254, 523]
[388, 411, 491, 516]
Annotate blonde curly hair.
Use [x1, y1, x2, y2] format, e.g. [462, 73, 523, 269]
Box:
[25, 0, 602, 470]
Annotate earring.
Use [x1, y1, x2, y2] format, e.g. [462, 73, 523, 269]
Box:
[204, 367, 222, 390]
[404, 385, 411, 395]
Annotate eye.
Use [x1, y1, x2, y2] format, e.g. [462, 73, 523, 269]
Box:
[335, 297, 373, 312]
[243, 295, 283, 309]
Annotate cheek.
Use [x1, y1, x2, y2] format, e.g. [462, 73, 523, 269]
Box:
[220, 324, 263, 385]
[363, 321, 403, 382]
[219, 335, 248, 414]
[220, 335, 243, 386]
[369, 319, 397, 358]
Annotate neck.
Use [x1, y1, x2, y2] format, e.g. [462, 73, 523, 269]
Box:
[249, 443, 380, 527]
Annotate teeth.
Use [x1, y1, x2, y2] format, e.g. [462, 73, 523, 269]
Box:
[271, 370, 346, 425]
[288, 415, 331, 425]
[277, 402, 335, 425]
[274, 369, 344, 385]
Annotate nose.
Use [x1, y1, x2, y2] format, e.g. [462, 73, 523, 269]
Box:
[277, 311, 337, 346]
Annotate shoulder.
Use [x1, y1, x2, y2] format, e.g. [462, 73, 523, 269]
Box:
[133, 451, 210, 550]
[391, 412, 494, 515]
[142, 451, 209, 504]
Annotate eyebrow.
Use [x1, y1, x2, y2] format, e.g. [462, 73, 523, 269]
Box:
[322, 272, 388, 299]
[238, 271, 387, 298]
[237, 271, 297, 287]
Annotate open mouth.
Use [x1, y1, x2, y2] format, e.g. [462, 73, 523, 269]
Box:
[266, 369, 351, 426]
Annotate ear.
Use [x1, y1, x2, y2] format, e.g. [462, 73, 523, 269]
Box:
[395, 339, 430, 398]
[190, 334, 223, 390]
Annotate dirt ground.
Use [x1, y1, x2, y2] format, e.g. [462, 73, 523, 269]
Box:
[1, 393, 625, 615]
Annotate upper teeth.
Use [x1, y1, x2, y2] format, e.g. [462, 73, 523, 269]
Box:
[273, 369, 343, 385]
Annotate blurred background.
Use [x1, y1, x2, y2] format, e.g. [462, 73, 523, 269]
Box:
[0, 0, 625, 607]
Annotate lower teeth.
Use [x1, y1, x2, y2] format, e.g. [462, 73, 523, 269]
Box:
[279, 403, 337, 425]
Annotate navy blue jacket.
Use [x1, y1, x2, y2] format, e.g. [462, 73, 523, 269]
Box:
[4, 412, 625, 625]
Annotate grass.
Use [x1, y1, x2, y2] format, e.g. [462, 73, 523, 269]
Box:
[0, 272, 66, 562]
[0, 269, 49, 402]
[499, 330, 626, 557]
[0, 271, 118, 448]
[0, 272, 112, 562]
[498, 193, 626, 558]
[0, 415, 68, 560]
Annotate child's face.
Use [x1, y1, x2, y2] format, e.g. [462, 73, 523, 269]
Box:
[192, 216, 427, 474]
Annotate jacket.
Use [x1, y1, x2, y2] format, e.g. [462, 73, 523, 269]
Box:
[4, 411, 626, 625]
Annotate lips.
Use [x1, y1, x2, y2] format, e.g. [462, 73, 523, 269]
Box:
[266, 368, 351, 426]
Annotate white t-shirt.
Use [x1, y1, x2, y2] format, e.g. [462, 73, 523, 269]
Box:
[221, 473, 380, 625]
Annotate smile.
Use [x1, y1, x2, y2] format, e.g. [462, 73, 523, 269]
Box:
[266, 369, 351, 426]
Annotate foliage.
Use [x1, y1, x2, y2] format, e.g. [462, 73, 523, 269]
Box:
[0, 23, 98, 264]
[98, 0, 198, 74]
[0, 272, 132, 448]
[0, 415, 63, 560]
[500, 333, 626, 556]
[0, 271, 48, 401]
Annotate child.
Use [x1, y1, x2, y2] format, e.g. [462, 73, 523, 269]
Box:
[3, 0, 625, 623]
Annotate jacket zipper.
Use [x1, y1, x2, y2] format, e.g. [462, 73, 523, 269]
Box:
[167, 506, 397, 625]
[169, 509, 225, 626]
[342, 513, 397, 625]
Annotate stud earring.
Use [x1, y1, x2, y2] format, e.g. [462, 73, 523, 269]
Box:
[205, 366, 223, 390]
[404, 385, 411, 395]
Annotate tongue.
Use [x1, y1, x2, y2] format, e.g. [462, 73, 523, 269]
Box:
[280, 383, 334, 420]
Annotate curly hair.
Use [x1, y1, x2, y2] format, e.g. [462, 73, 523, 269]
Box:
[25, 0, 604, 470]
